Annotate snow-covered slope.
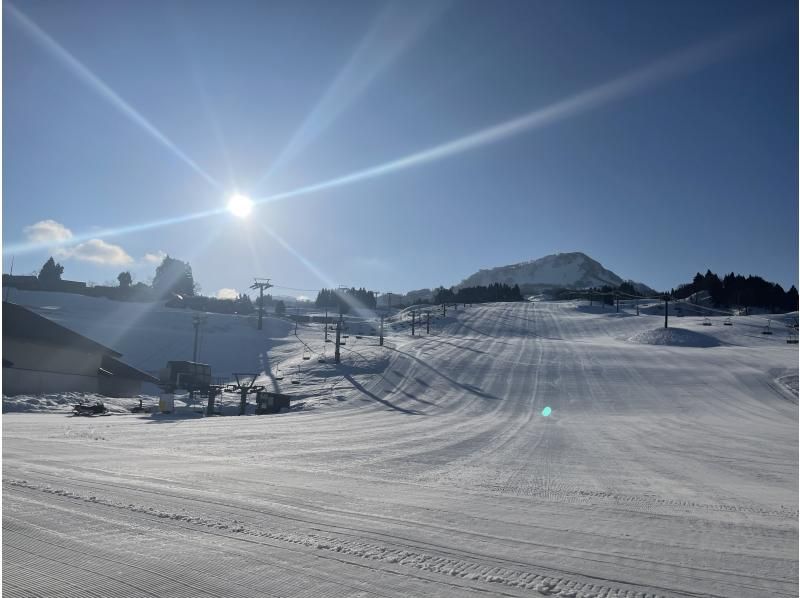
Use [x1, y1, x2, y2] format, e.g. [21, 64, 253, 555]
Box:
[5, 290, 294, 378]
[457, 251, 651, 292]
[4, 297, 798, 597]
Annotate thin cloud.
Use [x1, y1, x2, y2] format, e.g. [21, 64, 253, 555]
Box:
[24, 220, 73, 244]
[56, 239, 133, 266]
[143, 250, 167, 264]
[216, 288, 238, 300]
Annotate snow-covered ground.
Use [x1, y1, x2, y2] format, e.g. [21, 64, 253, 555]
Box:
[3, 295, 798, 597]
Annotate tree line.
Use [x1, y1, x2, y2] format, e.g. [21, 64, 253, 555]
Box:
[672, 270, 798, 312]
[433, 283, 524, 305]
[314, 287, 377, 313]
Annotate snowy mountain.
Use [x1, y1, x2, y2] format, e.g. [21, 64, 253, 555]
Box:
[457, 252, 654, 293]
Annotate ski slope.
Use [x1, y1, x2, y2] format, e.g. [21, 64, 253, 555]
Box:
[4, 299, 798, 597]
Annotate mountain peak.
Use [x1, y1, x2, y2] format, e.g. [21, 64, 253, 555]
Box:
[457, 252, 649, 292]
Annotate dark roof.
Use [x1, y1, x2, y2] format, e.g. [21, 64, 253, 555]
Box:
[3, 301, 122, 357]
[100, 354, 159, 384]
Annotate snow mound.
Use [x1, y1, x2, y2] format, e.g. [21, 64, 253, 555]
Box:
[3, 392, 155, 414]
[627, 327, 721, 347]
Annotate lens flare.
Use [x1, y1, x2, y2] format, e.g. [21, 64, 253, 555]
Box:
[7, 4, 221, 191]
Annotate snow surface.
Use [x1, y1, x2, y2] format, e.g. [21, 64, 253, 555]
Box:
[628, 327, 721, 347]
[3, 294, 798, 597]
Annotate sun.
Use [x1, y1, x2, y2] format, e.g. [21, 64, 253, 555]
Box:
[226, 193, 254, 218]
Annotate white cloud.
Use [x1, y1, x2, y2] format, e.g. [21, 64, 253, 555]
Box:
[143, 250, 167, 264]
[216, 288, 239, 300]
[55, 239, 133, 266]
[24, 219, 73, 243]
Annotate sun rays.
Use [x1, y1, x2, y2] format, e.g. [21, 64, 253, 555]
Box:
[4, 0, 780, 302]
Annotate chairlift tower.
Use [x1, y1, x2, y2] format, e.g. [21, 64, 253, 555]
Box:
[250, 278, 273, 330]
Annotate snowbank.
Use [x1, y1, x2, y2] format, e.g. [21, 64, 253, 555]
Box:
[627, 327, 721, 347]
[2, 392, 156, 414]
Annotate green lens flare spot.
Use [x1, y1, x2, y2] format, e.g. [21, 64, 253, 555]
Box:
[541, 406, 552, 417]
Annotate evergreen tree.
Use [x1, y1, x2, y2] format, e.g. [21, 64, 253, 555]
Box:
[152, 255, 195, 298]
[38, 257, 64, 284]
[117, 271, 132, 288]
[274, 300, 286, 316]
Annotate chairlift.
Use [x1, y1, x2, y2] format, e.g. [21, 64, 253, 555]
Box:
[762, 321, 773, 335]
[302, 348, 311, 361]
[723, 317, 732, 326]
[355, 335, 363, 339]
[702, 317, 712, 326]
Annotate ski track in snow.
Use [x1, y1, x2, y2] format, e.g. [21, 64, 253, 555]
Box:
[4, 299, 798, 597]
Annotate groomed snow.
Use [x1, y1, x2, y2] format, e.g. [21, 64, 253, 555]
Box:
[627, 326, 721, 347]
[3, 294, 798, 598]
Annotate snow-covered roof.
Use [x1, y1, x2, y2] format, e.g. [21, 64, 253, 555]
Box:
[3, 301, 123, 357]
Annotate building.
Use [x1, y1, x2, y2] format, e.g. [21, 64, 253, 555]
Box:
[2, 302, 158, 396]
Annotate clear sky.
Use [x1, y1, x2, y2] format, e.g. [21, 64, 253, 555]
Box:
[3, 0, 798, 298]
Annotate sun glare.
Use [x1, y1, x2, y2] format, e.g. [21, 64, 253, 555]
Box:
[227, 193, 254, 218]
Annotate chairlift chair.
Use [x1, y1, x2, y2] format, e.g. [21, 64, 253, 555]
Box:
[762, 321, 773, 335]
[723, 317, 733, 326]
[702, 317, 712, 326]
[302, 348, 311, 361]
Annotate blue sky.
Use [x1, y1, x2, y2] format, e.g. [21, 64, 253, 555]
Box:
[3, 0, 797, 298]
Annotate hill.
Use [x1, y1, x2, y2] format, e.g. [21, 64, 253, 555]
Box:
[457, 252, 654, 294]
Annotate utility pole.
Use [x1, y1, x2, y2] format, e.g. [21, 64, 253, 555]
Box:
[335, 317, 342, 363]
[324, 308, 328, 343]
[250, 278, 272, 331]
[192, 315, 202, 362]
[379, 314, 384, 346]
[664, 295, 669, 329]
[442, 302, 447, 317]
[411, 311, 416, 336]
[190, 314, 204, 405]
[426, 312, 430, 334]
[589, 290, 592, 307]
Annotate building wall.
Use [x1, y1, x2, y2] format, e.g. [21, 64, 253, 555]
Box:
[2, 338, 102, 396]
[97, 376, 144, 397]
